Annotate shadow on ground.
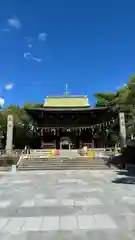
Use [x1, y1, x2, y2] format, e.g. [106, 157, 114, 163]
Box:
[112, 169, 135, 184]
[112, 177, 135, 184]
[107, 155, 125, 169]
[108, 145, 135, 184]
[117, 169, 135, 176]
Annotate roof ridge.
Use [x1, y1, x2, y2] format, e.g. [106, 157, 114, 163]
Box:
[46, 95, 88, 98]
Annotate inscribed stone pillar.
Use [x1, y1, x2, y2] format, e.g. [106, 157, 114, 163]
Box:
[6, 115, 13, 151]
[119, 112, 126, 148]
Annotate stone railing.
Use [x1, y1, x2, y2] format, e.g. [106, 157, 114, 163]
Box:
[0, 149, 22, 167]
[18, 148, 115, 159]
[0, 149, 23, 156]
[78, 148, 115, 158]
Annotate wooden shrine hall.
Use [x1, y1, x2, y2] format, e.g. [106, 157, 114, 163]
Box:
[25, 89, 117, 149]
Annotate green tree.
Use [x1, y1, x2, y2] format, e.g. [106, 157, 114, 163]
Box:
[24, 103, 43, 109]
[94, 74, 135, 144]
[94, 92, 116, 107]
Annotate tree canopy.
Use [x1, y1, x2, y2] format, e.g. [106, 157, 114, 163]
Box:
[0, 103, 41, 149]
[94, 74, 135, 110]
[94, 74, 135, 142]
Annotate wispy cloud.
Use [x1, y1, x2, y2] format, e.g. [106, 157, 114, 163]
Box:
[5, 83, 14, 90]
[2, 28, 10, 32]
[32, 56, 42, 62]
[115, 83, 127, 91]
[7, 17, 21, 29]
[24, 37, 33, 48]
[38, 32, 47, 41]
[24, 52, 32, 60]
[24, 52, 42, 63]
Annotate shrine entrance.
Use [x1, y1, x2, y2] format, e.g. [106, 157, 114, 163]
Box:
[59, 136, 72, 149]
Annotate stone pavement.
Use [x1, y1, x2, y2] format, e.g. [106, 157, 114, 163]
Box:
[0, 170, 134, 239]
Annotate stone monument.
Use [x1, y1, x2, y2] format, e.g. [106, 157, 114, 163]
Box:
[119, 112, 126, 149]
[6, 115, 13, 152]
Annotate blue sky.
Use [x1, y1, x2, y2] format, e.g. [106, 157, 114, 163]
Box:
[0, 0, 135, 106]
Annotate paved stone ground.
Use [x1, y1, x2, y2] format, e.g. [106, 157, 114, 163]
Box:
[0, 170, 134, 239]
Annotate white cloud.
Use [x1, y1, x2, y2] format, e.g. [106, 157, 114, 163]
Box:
[24, 52, 31, 60]
[24, 52, 42, 63]
[38, 32, 47, 41]
[0, 97, 4, 106]
[7, 17, 21, 29]
[5, 83, 14, 90]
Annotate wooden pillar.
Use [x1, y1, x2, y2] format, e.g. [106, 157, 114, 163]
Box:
[92, 139, 94, 148]
[56, 128, 59, 149]
[119, 112, 126, 149]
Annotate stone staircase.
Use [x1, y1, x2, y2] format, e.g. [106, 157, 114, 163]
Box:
[17, 149, 112, 170]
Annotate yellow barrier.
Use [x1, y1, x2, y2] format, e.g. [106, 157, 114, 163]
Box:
[51, 150, 56, 156]
[43, 149, 56, 157]
[45, 149, 60, 157]
[87, 149, 95, 158]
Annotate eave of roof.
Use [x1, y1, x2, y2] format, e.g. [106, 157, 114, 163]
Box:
[25, 106, 112, 112]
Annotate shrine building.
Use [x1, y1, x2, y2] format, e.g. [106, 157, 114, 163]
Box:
[25, 88, 117, 149]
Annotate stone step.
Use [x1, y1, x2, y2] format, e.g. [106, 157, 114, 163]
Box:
[19, 160, 108, 166]
[22, 158, 105, 163]
[19, 165, 109, 169]
[18, 165, 112, 171]
[18, 156, 110, 171]
[19, 157, 108, 162]
[18, 164, 111, 170]
[19, 161, 107, 166]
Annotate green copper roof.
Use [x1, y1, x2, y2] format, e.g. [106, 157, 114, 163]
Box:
[44, 96, 90, 107]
